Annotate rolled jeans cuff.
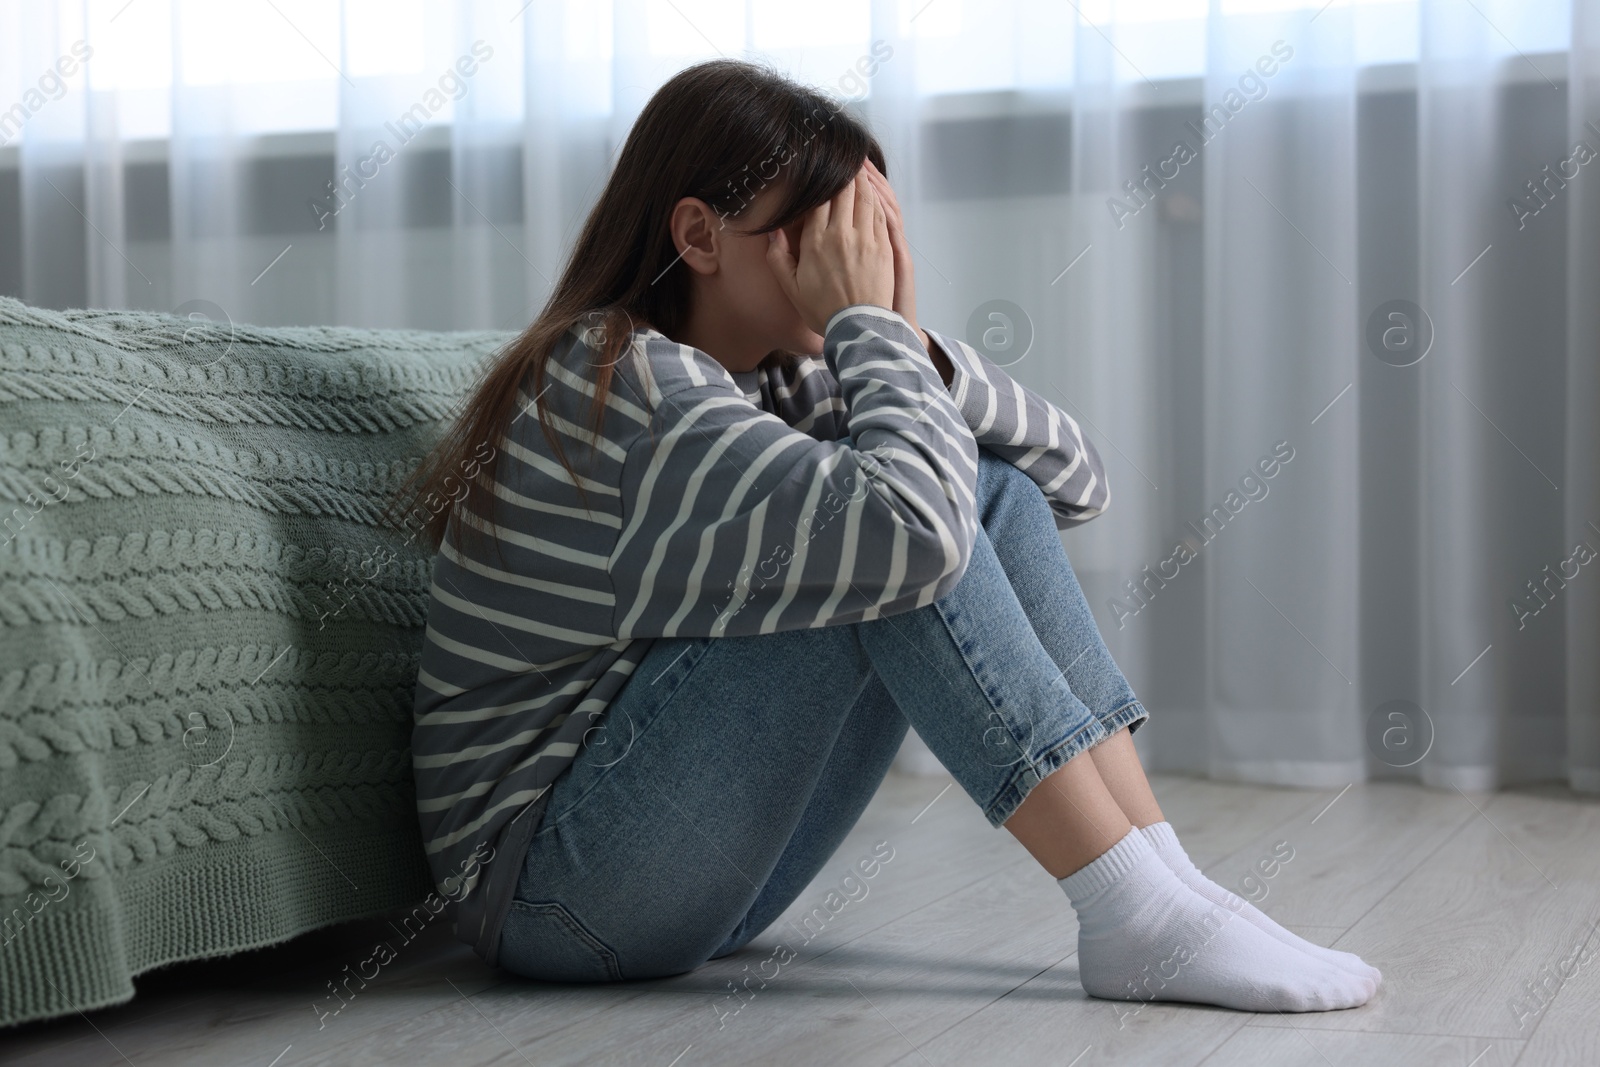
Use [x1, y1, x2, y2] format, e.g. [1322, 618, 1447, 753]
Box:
[981, 698, 1149, 829]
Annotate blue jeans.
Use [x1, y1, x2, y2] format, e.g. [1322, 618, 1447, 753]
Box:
[497, 446, 1148, 982]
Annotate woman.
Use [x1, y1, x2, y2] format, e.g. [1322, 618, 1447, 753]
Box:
[398, 58, 1379, 1013]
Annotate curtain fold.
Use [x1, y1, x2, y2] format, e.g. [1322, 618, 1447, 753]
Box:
[1198, 6, 1363, 785]
[3, 0, 1594, 793]
[1418, 7, 1574, 790]
[1568, 0, 1600, 791]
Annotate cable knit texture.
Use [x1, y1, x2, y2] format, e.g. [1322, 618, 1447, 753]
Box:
[0, 295, 505, 1027]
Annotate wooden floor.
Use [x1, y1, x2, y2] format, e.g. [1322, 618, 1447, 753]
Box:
[6, 773, 1599, 1067]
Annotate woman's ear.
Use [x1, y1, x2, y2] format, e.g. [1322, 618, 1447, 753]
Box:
[668, 197, 722, 276]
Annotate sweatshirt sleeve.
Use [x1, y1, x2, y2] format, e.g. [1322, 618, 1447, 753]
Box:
[924, 326, 1111, 529]
[608, 306, 980, 639]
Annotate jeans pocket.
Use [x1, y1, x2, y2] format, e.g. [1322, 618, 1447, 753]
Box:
[500, 900, 624, 983]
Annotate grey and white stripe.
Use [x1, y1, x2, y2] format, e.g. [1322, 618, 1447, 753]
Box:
[411, 305, 1108, 951]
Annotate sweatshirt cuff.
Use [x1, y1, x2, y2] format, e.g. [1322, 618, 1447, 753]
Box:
[824, 304, 917, 341]
[924, 327, 984, 420]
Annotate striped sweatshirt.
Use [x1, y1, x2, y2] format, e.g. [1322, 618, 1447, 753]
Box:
[411, 305, 1109, 962]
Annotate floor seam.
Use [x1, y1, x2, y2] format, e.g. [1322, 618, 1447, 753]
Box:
[1192, 1018, 1263, 1065]
[1242, 1020, 1529, 1041]
[877, 948, 1079, 1067]
[1325, 800, 1483, 945]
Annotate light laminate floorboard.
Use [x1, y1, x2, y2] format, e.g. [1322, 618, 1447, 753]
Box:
[2, 773, 1595, 1067]
[1246, 790, 1600, 1044]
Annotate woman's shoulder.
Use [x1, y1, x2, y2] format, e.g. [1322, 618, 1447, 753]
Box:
[530, 320, 810, 450]
[618, 327, 751, 407]
[500, 327, 651, 450]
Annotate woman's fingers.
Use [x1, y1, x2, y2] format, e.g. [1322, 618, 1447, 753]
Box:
[865, 176, 892, 266]
[831, 171, 859, 234]
[864, 160, 898, 212]
[812, 190, 833, 230]
[861, 160, 919, 337]
[772, 167, 895, 333]
[766, 225, 801, 301]
[863, 165, 907, 247]
[860, 173, 889, 254]
[869, 172, 905, 245]
[863, 159, 892, 207]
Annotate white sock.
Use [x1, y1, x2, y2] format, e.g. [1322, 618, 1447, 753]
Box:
[1059, 828, 1376, 1013]
[1139, 821, 1382, 987]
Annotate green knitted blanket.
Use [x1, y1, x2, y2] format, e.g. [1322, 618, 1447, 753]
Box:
[0, 296, 509, 1027]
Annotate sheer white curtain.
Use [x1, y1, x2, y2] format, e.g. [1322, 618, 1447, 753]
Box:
[1572, 0, 1600, 792]
[2, 0, 1594, 792]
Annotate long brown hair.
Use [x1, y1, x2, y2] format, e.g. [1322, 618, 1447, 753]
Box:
[389, 58, 888, 561]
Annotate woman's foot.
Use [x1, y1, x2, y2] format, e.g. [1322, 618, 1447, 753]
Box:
[1138, 821, 1382, 987]
[1059, 829, 1377, 1013]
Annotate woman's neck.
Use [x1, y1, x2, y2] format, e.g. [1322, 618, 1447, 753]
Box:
[664, 305, 771, 374]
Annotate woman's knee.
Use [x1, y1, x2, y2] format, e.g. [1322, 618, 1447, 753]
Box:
[976, 447, 1033, 494]
[975, 448, 1049, 523]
